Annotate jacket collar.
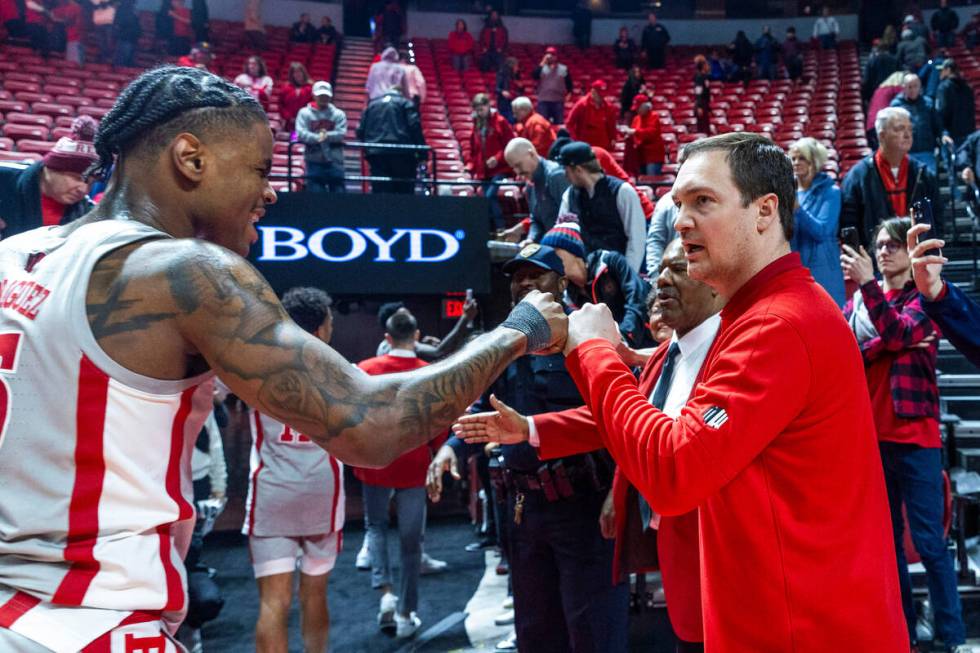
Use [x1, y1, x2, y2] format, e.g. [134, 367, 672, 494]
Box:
[721, 251, 803, 323]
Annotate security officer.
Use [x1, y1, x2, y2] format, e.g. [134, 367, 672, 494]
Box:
[428, 243, 629, 653]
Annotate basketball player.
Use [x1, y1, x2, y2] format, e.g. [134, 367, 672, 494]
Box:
[0, 66, 565, 651]
[244, 287, 344, 653]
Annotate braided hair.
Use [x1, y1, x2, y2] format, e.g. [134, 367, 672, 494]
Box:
[87, 65, 267, 180]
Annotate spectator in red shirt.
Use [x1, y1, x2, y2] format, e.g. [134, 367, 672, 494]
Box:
[169, 0, 192, 55]
[51, 0, 83, 64]
[841, 217, 969, 652]
[625, 94, 665, 175]
[447, 18, 474, 72]
[176, 41, 212, 69]
[566, 80, 618, 151]
[280, 62, 313, 132]
[356, 310, 445, 640]
[512, 96, 555, 157]
[469, 92, 515, 229]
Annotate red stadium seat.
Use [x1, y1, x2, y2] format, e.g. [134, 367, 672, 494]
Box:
[5, 112, 53, 128]
[15, 139, 56, 154]
[0, 150, 43, 163]
[1, 123, 49, 141]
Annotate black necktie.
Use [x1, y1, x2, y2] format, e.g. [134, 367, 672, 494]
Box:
[639, 342, 681, 531]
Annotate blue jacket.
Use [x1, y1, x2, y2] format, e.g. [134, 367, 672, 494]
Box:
[922, 281, 980, 368]
[791, 172, 845, 306]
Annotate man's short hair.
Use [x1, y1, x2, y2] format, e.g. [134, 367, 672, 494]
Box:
[512, 96, 533, 113]
[386, 310, 418, 342]
[577, 158, 603, 174]
[377, 301, 405, 329]
[875, 106, 911, 136]
[282, 287, 333, 334]
[680, 132, 795, 241]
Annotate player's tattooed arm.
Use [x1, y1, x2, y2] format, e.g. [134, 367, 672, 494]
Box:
[163, 241, 525, 467]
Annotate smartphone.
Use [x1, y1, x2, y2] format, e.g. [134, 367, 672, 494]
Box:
[911, 199, 942, 258]
[840, 226, 860, 252]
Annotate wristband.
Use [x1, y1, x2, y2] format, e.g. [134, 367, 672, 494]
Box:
[500, 301, 552, 353]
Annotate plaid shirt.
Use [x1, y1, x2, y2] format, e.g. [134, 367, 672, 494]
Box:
[844, 280, 940, 419]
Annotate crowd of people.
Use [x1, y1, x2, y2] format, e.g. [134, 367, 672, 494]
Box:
[4, 3, 980, 653]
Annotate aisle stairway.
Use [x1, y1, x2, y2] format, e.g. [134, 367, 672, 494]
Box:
[331, 37, 376, 191]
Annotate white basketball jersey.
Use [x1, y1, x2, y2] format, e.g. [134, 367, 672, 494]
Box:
[244, 410, 345, 537]
[0, 221, 214, 650]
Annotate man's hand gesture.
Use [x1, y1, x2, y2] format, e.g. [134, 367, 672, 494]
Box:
[426, 445, 460, 503]
[907, 223, 947, 301]
[452, 394, 530, 445]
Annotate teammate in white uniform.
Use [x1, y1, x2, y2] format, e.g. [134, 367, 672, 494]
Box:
[243, 287, 345, 652]
[0, 65, 565, 652]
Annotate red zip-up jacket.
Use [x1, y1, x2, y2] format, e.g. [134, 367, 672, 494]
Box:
[566, 95, 618, 151]
[469, 110, 515, 180]
[563, 253, 906, 652]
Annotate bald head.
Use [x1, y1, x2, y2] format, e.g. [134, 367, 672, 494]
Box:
[505, 137, 540, 179]
[902, 73, 921, 100]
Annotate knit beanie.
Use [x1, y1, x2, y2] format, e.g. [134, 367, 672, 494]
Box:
[44, 116, 99, 176]
[541, 215, 586, 260]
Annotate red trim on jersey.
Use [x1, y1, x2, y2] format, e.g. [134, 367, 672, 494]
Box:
[80, 611, 161, 652]
[246, 411, 266, 536]
[158, 387, 196, 612]
[52, 356, 110, 605]
[0, 591, 41, 627]
[328, 456, 341, 533]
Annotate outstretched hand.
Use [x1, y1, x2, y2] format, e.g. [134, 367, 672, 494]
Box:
[426, 445, 460, 503]
[906, 223, 947, 301]
[452, 394, 530, 445]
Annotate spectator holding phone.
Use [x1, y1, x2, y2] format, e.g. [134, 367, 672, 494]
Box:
[908, 223, 980, 367]
[841, 217, 970, 652]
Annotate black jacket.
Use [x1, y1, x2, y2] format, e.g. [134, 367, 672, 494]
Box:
[566, 249, 652, 348]
[931, 7, 960, 34]
[840, 154, 942, 247]
[862, 51, 897, 102]
[0, 161, 91, 238]
[356, 90, 426, 157]
[937, 77, 976, 144]
[955, 130, 980, 182]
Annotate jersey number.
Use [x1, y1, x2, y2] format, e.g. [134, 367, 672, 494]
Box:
[0, 332, 23, 448]
[279, 426, 313, 445]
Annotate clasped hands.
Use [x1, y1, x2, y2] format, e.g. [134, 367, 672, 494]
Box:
[511, 291, 621, 356]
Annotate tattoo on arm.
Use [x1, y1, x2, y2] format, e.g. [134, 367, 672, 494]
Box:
[165, 245, 522, 462]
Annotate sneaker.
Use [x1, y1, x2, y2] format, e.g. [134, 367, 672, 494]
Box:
[395, 611, 421, 638]
[495, 560, 509, 575]
[464, 537, 496, 552]
[493, 609, 514, 626]
[356, 541, 371, 570]
[495, 631, 517, 651]
[915, 616, 934, 644]
[378, 593, 398, 630]
[420, 552, 448, 575]
[949, 646, 977, 653]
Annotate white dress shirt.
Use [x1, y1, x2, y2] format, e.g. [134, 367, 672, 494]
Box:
[655, 313, 721, 418]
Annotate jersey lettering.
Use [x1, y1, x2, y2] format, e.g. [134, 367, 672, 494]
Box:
[279, 425, 313, 444]
[0, 279, 51, 320]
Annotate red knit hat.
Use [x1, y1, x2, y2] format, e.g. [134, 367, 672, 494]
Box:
[44, 116, 99, 175]
[632, 93, 651, 111]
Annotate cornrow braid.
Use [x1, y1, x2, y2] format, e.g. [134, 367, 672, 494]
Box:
[87, 65, 267, 180]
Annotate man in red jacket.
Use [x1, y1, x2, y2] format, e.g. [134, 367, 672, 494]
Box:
[566, 80, 618, 150]
[458, 133, 908, 652]
[356, 310, 446, 640]
[456, 238, 724, 651]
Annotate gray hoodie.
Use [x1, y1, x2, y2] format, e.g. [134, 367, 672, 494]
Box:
[296, 102, 347, 166]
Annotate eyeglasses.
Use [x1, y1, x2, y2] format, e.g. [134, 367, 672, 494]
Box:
[875, 240, 903, 254]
